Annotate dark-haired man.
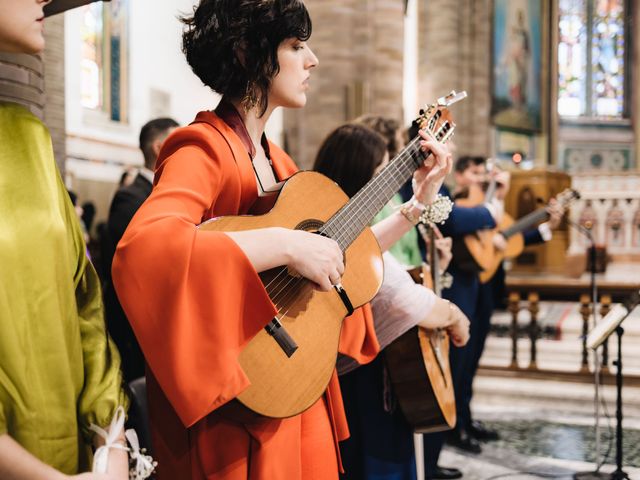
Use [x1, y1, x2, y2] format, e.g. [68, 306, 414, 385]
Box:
[422, 155, 501, 479]
[103, 117, 178, 382]
[423, 156, 564, 479]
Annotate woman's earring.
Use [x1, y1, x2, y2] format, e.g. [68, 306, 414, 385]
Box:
[242, 84, 259, 113]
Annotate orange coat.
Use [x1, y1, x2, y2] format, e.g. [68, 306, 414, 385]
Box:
[112, 111, 379, 480]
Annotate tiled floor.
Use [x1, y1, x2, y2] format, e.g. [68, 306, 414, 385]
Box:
[435, 405, 640, 479]
[481, 419, 640, 467]
[440, 443, 640, 480]
[435, 300, 640, 479]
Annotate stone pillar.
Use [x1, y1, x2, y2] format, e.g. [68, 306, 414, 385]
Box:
[43, 15, 67, 173]
[284, 0, 405, 169]
[0, 15, 66, 172]
[0, 53, 45, 117]
[634, 2, 640, 170]
[417, 0, 491, 157]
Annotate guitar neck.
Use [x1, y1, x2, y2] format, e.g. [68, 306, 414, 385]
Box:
[502, 208, 549, 239]
[427, 226, 441, 296]
[320, 136, 428, 250]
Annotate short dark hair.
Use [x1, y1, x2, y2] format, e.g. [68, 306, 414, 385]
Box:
[355, 115, 402, 159]
[67, 189, 78, 206]
[312, 124, 387, 198]
[454, 155, 486, 174]
[181, 0, 312, 117]
[139, 118, 179, 169]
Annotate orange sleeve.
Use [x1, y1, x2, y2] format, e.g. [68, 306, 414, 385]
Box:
[268, 141, 299, 180]
[338, 304, 380, 366]
[112, 127, 277, 428]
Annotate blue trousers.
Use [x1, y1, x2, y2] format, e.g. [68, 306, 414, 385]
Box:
[424, 265, 480, 475]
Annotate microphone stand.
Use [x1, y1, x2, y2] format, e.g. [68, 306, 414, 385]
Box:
[610, 324, 630, 479]
[571, 223, 607, 479]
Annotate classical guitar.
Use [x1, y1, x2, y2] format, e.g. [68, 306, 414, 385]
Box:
[199, 91, 466, 418]
[452, 162, 505, 272]
[478, 188, 580, 283]
[385, 225, 456, 433]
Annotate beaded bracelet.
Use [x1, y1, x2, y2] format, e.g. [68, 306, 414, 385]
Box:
[400, 194, 453, 226]
[418, 194, 454, 225]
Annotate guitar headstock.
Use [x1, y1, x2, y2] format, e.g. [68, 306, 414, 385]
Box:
[556, 188, 581, 207]
[415, 90, 467, 145]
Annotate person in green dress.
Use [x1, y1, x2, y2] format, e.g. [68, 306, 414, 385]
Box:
[0, 1, 129, 479]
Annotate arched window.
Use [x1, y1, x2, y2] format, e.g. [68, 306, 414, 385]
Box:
[557, 0, 629, 119]
[80, 0, 129, 122]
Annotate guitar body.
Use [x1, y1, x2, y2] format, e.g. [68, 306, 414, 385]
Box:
[478, 188, 581, 283]
[200, 171, 384, 418]
[478, 213, 525, 284]
[385, 328, 455, 433]
[460, 230, 495, 271]
[384, 265, 456, 433]
[453, 189, 497, 272]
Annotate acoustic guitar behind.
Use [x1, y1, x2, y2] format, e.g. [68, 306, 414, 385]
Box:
[452, 163, 502, 273]
[384, 225, 456, 433]
[200, 91, 467, 418]
[478, 188, 580, 283]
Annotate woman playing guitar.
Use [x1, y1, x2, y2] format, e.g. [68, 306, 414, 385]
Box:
[313, 122, 470, 480]
[111, 1, 453, 479]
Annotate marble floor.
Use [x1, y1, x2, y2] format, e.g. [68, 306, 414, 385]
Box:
[428, 299, 640, 479]
[440, 443, 640, 480]
[437, 393, 640, 479]
[480, 418, 640, 467]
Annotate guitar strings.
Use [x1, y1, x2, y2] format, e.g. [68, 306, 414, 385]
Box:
[263, 130, 445, 323]
[261, 133, 423, 298]
[263, 134, 430, 322]
[263, 125, 451, 324]
[262, 133, 423, 301]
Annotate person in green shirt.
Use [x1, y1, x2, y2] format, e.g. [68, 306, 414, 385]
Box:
[0, 1, 129, 479]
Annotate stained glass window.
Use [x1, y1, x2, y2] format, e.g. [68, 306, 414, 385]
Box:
[81, 4, 104, 110]
[557, 0, 628, 119]
[80, 0, 129, 122]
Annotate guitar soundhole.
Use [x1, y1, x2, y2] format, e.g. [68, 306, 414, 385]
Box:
[295, 218, 324, 232]
[294, 219, 348, 265]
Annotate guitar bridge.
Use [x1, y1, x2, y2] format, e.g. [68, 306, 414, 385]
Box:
[264, 318, 298, 358]
[334, 284, 354, 315]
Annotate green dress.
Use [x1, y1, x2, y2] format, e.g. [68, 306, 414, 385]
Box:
[0, 102, 127, 474]
[373, 193, 423, 267]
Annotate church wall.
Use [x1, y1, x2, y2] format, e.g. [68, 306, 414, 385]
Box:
[0, 19, 67, 171]
[284, 0, 405, 169]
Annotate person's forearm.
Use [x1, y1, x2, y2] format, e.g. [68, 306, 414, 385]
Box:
[418, 296, 454, 330]
[0, 434, 66, 480]
[371, 206, 421, 252]
[94, 432, 129, 478]
[224, 227, 293, 272]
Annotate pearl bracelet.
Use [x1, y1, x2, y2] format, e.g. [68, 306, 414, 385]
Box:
[399, 194, 453, 226]
[418, 194, 454, 225]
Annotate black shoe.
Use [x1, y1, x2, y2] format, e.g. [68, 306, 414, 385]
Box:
[427, 466, 463, 480]
[446, 429, 482, 454]
[468, 420, 500, 441]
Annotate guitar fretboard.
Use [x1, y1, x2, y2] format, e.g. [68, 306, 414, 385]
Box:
[502, 208, 549, 239]
[319, 136, 427, 250]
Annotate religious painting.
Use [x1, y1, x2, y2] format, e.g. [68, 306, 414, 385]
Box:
[491, 0, 542, 132]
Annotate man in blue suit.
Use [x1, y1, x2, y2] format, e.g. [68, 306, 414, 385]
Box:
[422, 155, 501, 479]
[422, 158, 566, 479]
[465, 172, 565, 446]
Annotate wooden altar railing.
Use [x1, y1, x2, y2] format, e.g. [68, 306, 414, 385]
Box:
[481, 264, 640, 386]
